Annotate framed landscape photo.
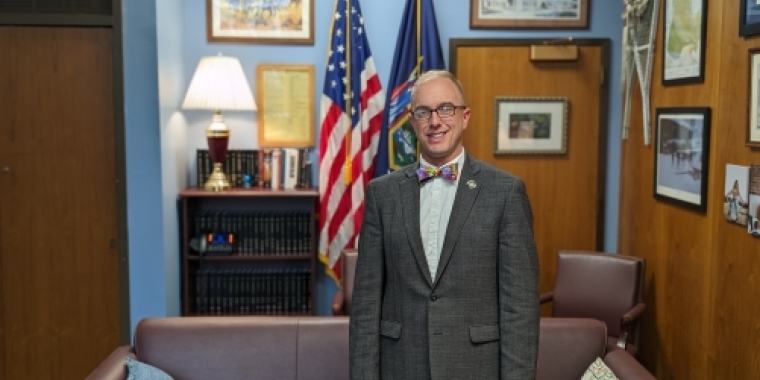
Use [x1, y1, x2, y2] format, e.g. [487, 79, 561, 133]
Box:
[493, 97, 569, 155]
[654, 107, 711, 212]
[469, 0, 589, 29]
[207, 0, 314, 44]
[662, 0, 708, 85]
[740, 0, 760, 37]
[748, 49, 760, 147]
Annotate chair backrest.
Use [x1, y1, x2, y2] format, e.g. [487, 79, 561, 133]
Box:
[551, 250, 645, 346]
[341, 249, 358, 315]
[536, 317, 607, 380]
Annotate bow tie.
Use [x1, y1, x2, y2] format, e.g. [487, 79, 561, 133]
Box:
[416, 163, 459, 184]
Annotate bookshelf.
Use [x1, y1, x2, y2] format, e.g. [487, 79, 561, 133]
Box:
[179, 187, 319, 316]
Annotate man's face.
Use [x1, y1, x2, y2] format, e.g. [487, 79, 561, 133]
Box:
[410, 78, 470, 167]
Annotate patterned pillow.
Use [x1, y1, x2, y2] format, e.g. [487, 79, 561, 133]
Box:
[581, 357, 620, 380]
[125, 357, 175, 380]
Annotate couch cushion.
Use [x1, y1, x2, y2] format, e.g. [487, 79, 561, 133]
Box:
[581, 357, 619, 380]
[125, 357, 174, 380]
[134, 316, 300, 380]
[536, 318, 607, 380]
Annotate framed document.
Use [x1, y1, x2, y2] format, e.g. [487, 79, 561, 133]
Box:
[256, 64, 315, 148]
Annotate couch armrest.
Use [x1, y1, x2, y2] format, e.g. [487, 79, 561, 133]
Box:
[85, 346, 135, 380]
[331, 290, 346, 315]
[604, 349, 656, 380]
[622, 302, 646, 325]
[539, 291, 554, 304]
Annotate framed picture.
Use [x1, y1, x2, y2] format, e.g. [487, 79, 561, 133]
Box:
[740, 0, 760, 37]
[748, 49, 760, 147]
[723, 164, 750, 226]
[256, 64, 315, 148]
[662, 0, 707, 85]
[493, 97, 569, 155]
[469, 0, 589, 29]
[748, 164, 760, 237]
[206, 0, 314, 44]
[654, 107, 711, 212]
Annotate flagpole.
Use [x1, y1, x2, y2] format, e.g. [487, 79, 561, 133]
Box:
[343, 0, 353, 185]
[415, 0, 422, 76]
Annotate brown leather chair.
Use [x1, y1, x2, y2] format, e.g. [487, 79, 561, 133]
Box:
[331, 249, 358, 315]
[541, 250, 646, 357]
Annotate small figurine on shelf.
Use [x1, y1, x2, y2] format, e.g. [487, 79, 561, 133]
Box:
[242, 174, 252, 189]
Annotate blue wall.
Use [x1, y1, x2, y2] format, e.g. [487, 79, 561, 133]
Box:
[123, 0, 625, 333]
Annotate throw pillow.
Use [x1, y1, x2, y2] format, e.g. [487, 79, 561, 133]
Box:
[580, 357, 620, 380]
[125, 357, 175, 380]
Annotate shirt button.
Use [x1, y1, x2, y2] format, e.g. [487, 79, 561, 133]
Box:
[430, 295, 438, 301]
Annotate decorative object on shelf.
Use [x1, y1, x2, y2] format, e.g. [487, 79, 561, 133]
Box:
[748, 49, 760, 147]
[723, 164, 750, 226]
[653, 107, 711, 212]
[748, 164, 760, 237]
[621, 0, 660, 145]
[662, 0, 707, 85]
[469, 0, 589, 29]
[740, 0, 760, 37]
[493, 97, 569, 155]
[206, 0, 314, 44]
[183, 54, 256, 192]
[256, 64, 315, 148]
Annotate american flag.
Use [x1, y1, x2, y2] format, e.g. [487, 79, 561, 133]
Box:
[318, 0, 384, 284]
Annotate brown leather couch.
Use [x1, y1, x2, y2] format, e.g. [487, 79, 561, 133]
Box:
[85, 316, 349, 380]
[86, 316, 654, 380]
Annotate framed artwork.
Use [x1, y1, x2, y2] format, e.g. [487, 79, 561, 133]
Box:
[206, 0, 314, 44]
[654, 107, 711, 212]
[256, 64, 315, 148]
[748, 164, 760, 237]
[662, 0, 708, 85]
[723, 164, 750, 226]
[748, 49, 760, 147]
[469, 0, 589, 29]
[493, 97, 569, 155]
[740, 0, 760, 37]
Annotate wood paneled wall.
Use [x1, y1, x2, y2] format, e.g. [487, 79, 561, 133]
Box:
[618, 1, 760, 378]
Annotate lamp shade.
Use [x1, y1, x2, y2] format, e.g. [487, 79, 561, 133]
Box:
[182, 54, 257, 111]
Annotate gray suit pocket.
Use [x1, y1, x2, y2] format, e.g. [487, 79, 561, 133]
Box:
[380, 320, 402, 340]
[469, 324, 499, 343]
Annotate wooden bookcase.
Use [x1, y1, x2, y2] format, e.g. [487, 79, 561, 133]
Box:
[179, 187, 318, 316]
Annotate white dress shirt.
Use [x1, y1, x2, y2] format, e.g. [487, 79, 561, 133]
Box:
[419, 151, 464, 280]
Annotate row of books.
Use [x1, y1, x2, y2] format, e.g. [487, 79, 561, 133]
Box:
[193, 267, 312, 315]
[196, 148, 313, 189]
[192, 210, 313, 255]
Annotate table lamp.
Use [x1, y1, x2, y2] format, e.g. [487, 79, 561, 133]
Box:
[182, 54, 256, 191]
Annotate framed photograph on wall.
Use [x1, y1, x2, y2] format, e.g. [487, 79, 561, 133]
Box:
[740, 0, 760, 37]
[748, 49, 760, 147]
[654, 107, 711, 212]
[493, 97, 569, 155]
[723, 164, 750, 226]
[469, 0, 589, 29]
[748, 164, 760, 237]
[206, 0, 314, 44]
[662, 0, 708, 85]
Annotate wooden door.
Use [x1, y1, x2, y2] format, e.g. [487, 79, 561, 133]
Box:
[0, 26, 121, 379]
[451, 39, 610, 300]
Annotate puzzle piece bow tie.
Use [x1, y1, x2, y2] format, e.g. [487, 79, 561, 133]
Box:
[416, 163, 459, 184]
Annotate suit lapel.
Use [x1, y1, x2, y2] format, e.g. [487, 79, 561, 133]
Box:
[434, 156, 481, 286]
[399, 164, 434, 287]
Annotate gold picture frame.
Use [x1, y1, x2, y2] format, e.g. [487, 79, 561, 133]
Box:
[256, 64, 315, 148]
[206, 0, 314, 44]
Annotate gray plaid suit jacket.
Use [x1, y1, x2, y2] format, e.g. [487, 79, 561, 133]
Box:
[349, 155, 540, 380]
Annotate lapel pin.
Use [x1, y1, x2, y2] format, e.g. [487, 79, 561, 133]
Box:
[467, 180, 477, 189]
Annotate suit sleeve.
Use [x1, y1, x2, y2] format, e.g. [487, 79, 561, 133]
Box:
[349, 181, 384, 380]
[498, 178, 540, 380]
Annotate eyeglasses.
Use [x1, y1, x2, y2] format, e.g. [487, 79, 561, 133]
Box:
[410, 103, 466, 121]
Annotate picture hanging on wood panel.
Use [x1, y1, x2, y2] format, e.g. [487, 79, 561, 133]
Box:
[662, 0, 707, 85]
[747, 49, 760, 147]
[723, 164, 750, 226]
[747, 164, 760, 237]
[493, 97, 568, 155]
[654, 107, 710, 212]
[740, 0, 760, 37]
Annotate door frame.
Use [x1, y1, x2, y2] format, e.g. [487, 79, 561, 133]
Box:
[449, 38, 611, 250]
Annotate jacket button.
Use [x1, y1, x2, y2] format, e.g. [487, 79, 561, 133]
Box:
[430, 295, 438, 301]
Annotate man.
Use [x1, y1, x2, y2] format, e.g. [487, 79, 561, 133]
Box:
[349, 70, 540, 380]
